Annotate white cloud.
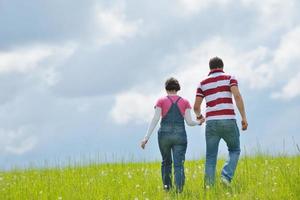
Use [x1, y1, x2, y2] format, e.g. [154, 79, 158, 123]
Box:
[272, 72, 300, 100]
[273, 26, 300, 68]
[0, 127, 38, 155]
[0, 43, 76, 74]
[94, 5, 143, 45]
[110, 89, 162, 124]
[0, 46, 52, 73]
[270, 26, 300, 99]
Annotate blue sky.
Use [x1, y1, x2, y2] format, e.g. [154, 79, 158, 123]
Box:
[0, 0, 300, 169]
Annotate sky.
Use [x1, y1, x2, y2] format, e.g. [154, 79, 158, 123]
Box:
[0, 0, 300, 169]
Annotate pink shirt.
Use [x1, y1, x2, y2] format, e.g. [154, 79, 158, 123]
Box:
[155, 95, 192, 118]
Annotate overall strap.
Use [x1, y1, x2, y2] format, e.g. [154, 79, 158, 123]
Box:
[174, 97, 181, 104]
[166, 96, 174, 104]
[166, 96, 181, 104]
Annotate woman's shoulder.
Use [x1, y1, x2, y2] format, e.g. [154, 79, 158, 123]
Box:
[178, 96, 192, 107]
[178, 96, 189, 103]
[155, 96, 168, 105]
[157, 96, 168, 101]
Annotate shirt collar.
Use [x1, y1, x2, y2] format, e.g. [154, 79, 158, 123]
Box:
[208, 68, 224, 75]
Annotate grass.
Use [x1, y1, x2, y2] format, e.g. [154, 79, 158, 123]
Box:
[0, 155, 299, 200]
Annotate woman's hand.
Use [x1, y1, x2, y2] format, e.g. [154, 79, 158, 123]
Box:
[197, 114, 205, 125]
[198, 117, 205, 125]
[140, 139, 148, 149]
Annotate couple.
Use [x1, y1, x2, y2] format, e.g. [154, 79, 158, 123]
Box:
[140, 57, 248, 192]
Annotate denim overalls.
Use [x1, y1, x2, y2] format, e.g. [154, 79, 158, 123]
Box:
[158, 96, 187, 192]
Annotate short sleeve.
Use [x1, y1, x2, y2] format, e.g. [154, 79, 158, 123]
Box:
[185, 100, 192, 110]
[230, 75, 238, 87]
[196, 83, 204, 97]
[155, 98, 163, 108]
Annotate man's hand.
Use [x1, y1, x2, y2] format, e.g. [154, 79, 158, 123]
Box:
[198, 117, 205, 125]
[241, 118, 248, 131]
[140, 139, 148, 149]
[197, 115, 205, 125]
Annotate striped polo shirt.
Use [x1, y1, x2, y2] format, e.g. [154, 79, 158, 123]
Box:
[196, 69, 238, 121]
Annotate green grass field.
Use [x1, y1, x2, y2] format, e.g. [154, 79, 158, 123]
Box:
[0, 155, 299, 200]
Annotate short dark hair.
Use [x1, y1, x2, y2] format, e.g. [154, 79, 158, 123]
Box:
[165, 77, 180, 91]
[209, 57, 224, 69]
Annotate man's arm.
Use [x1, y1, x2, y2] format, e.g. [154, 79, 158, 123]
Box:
[230, 86, 248, 131]
[194, 96, 204, 118]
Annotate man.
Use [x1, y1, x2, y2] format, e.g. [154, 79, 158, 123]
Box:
[193, 57, 248, 186]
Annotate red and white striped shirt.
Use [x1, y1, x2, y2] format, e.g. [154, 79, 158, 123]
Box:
[196, 69, 238, 121]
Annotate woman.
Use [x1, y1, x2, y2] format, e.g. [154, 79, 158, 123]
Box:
[140, 77, 204, 193]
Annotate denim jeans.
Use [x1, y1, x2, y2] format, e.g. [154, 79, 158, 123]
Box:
[158, 125, 187, 191]
[205, 119, 240, 185]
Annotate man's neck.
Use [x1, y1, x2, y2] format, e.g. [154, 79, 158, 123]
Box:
[209, 68, 224, 75]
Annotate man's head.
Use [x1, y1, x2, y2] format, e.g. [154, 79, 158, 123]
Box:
[209, 57, 224, 70]
[165, 77, 180, 92]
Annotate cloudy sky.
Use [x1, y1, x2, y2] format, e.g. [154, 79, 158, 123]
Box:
[0, 0, 300, 169]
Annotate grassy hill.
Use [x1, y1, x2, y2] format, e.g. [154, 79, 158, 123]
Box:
[0, 155, 299, 199]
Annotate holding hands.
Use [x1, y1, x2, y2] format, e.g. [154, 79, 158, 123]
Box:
[197, 114, 205, 125]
